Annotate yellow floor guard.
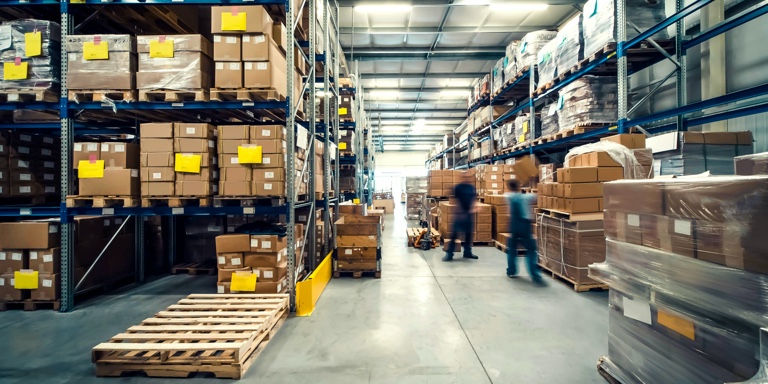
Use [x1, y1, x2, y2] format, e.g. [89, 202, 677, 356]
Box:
[296, 252, 333, 316]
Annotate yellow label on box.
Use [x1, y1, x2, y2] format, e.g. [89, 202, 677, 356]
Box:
[175, 154, 201, 173]
[353, 198, 360, 204]
[657, 309, 695, 340]
[222, 12, 247, 31]
[339, 142, 347, 150]
[78, 160, 105, 179]
[83, 41, 109, 60]
[149, 39, 174, 58]
[231, 271, 257, 292]
[25, 31, 42, 57]
[238, 146, 263, 164]
[523, 121, 529, 133]
[339, 107, 348, 115]
[3, 61, 28, 80]
[14, 270, 38, 289]
[518, 134, 525, 143]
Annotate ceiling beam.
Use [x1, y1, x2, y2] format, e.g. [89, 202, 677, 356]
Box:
[364, 87, 472, 92]
[339, 0, 583, 6]
[366, 108, 467, 113]
[366, 98, 466, 103]
[361, 72, 485, 79]
[347, 52, 501, 61]
[340, 26, 549, 34]
[371, 119, 465, 124]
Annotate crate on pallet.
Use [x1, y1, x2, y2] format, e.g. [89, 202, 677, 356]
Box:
[335, 215, 381, 276]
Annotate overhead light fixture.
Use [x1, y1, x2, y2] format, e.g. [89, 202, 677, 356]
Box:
[440, 90, 470, 98]
[355, 4, 413, 13]
[490, 3, 549, 11]
[369, 91, 401, 99]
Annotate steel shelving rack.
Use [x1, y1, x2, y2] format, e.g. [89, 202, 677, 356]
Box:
[0, 0, 342, 312]
[426, 0, 768, 169]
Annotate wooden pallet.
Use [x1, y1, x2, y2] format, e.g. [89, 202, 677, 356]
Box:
[314, 191, 335, 200]
[210, 88, 286, 102]
[138, 89, 209, 103]
[0, 88, 58, 103]
[536, 208, 604, 222]
[539, 263, 608, 292]
[141, 196, 212, 208]
[68, 90, 136, 103]
[93, 294, 289, 379]
[170, 262, 216, 276]
[213, 196, 286, 208]
[333, 270, 381, 279]
[66, 195, 139, 208]
[406, 227, 441, 248]
[0, 299, 60, 311]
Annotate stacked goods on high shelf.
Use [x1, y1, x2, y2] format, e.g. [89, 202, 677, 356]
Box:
[475, 164, 512, 198]
[428, 170, 455, 198]
[555, 15, 583, 76]
[0, 217, 136, 306]
[66, 34, 135, 99]
[0, 20, 61, 95]
[514, 30, 558, 71]
[296, 208, 326, 265]
[339, 166, 355, 193]
[1, 132, 60, 198]
[502, 42, 518, 82]
[536, 38, 558, 86]
[137, 34, 212, 99]
[493, 122, 517, 151]
[335, 207, 381, 276]
[312, 139, 329, 198]
[140, 122, 217, 198]
[468, 105, 509, 132]
[735, 151, 768, 175]
[557, 75, 617, 132]
[218, 124, 288, 197]
[469, 140, 492, 161]
[437, 199, 492, 244]
[74, 140, 139, 200]
[339, 95, 355, 122]
[485, 195, 511, 243]
[339, 130, 355, 155]
[405, 176, 427, 220]
[582, 0, 668, 59]
[590, 176, 768, 383]
[653, 131, 754, 176]
[541, 103, 559, 137]
[514, 114, 541, 145]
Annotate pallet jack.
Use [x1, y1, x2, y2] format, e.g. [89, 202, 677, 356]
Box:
[416, 196, 438, 250]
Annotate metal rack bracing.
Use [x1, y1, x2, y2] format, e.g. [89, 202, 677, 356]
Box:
[0, 0, 343, 312]
[426, 0, 768, 169]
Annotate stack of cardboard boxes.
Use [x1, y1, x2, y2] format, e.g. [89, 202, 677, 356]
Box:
[335, 213, 380, 272]
[1, 132, 60, 197]
[218, 124, 287, 196]
[339, 95, 355, 122]
[137, 34, 212, 92]
[485, 194, 510, 243]
[437, 200, 492, 244]
[215, 231, 293, 294]
[735, 151, 768, 175]
[339, 130, 355, 155]
[475, 164, 513, 197]
[66, 34, 135, 94]
[140, 122, 218, 197]
[427, 170, 456, 198]
[74, 141, 140, 197]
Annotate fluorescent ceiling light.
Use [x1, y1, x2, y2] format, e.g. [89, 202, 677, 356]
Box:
[440, 90, 470, 98]
[490, 3, 549, 11]
[355, 4, 413, 13]
[369, 91, 400, 99]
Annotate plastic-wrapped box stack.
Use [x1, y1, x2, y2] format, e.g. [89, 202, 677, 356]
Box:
[541, 103, 559, 137]
[514, 30, 557, 70]
[405, 176, 427, 220]
[654, 131, 753, 176]
[536, 38, 558, 86]
[0, 19, 61, 92]
[66, 35, 135, 93]
[503, 41, 518, 80]
[557, 75, 617, 132]
[735, 151, 768, 175]
[137, 34, 213, 91]
[514, 114, 541, 144]
[555, 14, 583, 74]
[590, 175, 768, 383]
[492, 57, 505, 95]
[582, 0, 667, 59]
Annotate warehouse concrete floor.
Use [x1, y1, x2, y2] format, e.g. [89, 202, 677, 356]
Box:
[0, 205, 609, 383]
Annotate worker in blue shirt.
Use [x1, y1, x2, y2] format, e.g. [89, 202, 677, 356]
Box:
[443, 172, 479, 262]
[506, 179, 546, 285]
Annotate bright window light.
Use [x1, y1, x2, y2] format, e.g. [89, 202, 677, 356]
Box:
[369, 91, 400, 99]
[355, 4, 413, 13]
[490, 3, 549, 11]
[440, 90, 470, 98]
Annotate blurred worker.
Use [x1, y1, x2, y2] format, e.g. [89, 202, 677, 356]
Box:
[443, 172, 479, 261]
[506, 179, 545, 285]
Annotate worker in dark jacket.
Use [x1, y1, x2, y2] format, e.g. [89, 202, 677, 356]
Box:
[443, 172, 479, 262]
[506, 179, 546, 285]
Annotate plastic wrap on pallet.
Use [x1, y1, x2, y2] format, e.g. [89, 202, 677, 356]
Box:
[582, 0, 668, 59]
[555, 14, 583, 74]
[405, 176, 428, 193]
[536, 38, 558, 86]
[514, 30, 557, 69]
[537, 214, 605, 283]
[514, 114, 541, 143]
[0, 19, 61, 90]
[136, 51, 212, 90]
[565, 141, 646, 179]
[492, 57, 505, 95]
[557, 75, 617, 131]
[541, 103, 559, 137]
[735, 151, 768, 176]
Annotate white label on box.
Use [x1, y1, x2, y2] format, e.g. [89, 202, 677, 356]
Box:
[11, 252, 21, 260]
[0, 252, 6, 260]
[277, 251, 283, 262]
[102, 208, 115, 215]
[185, 127, 196, 135]
[265, 172, 275, 179]
[254, 35, 265, 43]
[229, 63, 240, 70]
[216, 62, 224, 70]
[217, 285, 224, 293]
[277, 282, 282, 292]
[228, 226, 236, 232]
[153, 172, 162, 179]
[245, 62, 253, 70]
[20, 174, 31, 181]
[43, 279, 52, 288]
[172, 208, 184, 215]
[232, 258, 241, 266]
[19, 146, 29, 154]
[674, 220, 692, 236]
[0, 26, 13, 50]
[622, 296, 652, 325]
[44, 174, 54, 181]
[209, 140, 215, 148]
[369, 236, 375, 239]
[50, 225, 58, 234]
[87, 143, 98, 151]
[103, 219, 110, 226]
[627, 214, 640, 227]
[0, 171, 3, 179]
[226, 36, 238, 44]
[43, 137, 53, 144]
[45, 187, 55, 193]
[242, 35, 250, 42]
[231, 157, 239, 164]
[250, 239, 259, 247]
[257, 63, 268, 70]
[115, 144, 125, 152]
[9, 278, 13, 285]
[214, 35, 221, 42]
[345, 249, 352, 255]
[44, 161, 54, 168]
[68, 52, 77, 62]
[20, 186, 31, 193]
[18, 161, 29, 168]
[218, 256, 225, 265]
[264, 183, 273, 190]
[131, 169, 139, 177]
[263, 157, 271, 164]
[115, 218, 122, 224]
[20, 134, 31, 142]
[264, 270, 273, 279]
[262, 129, 271, 137]
[43, 254, 53, 263]
[101, 143, 109, 151]
[243, 207, 255, 215]
[262, 240, 272, 249]
[30, 251, 38, 260]
[254, 270, 261, 278]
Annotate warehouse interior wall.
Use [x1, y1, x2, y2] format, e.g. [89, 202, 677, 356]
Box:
[374, 152, 429, 195]
[630, 1, 768, 153]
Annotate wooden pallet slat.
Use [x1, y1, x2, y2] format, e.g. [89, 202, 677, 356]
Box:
[138, 89, 209, 103]
[0, 88, 58, 103]
[170, 262, 216, 276]
[141, 196, 212, 208]
[66, 195, 139, 208]
[68, 90, 136, 103]
[539, 263, 608, 292]
[213, 196, 286, 208]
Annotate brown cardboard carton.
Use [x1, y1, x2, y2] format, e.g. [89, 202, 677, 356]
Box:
[243, 252, 285, 268]
[253, 168, 285, 181]
[79, 169, 140, 196]
[0, 220, 61, 249]
[174, 138, 216, 153]
[215, 61, 243, 88]
[216, 234, 251, 253]
[31, 273, 59, 300]
[28, 248, 60, 274]
[243, 61, 287, 96]
[584, 152, 622, 167]
[0, 273, 26, 301]
[0, 250, 27, 273]
[253, 265, 287, 282]
[177, 168, 217, 181]
[249, 235, 288, 253]
[211, 5, 273, 34]
[73, 142, 101, 169]
[337, 235, 378, 247]
[141, 138, 174, 153]
[512, 155, 539, 183]
[73, 216, 106, 243]
[564, 198, 601, 213]
[597, 167, 624, 182]
[176, 181, 213, 196]
[141, 181, 175, 196]
[601, 134, 646, 149]
[475, 232, 493, 242]
[219, 139, 250, 154]
[254, 181, 285, 196]
[141, 153, 175, 167]
[563, 183, 603, 198]
[213, 35, 241, 61]
[174, 123, 216, 139]
[251, 139, 286, 154]
[604, 180, 665, 215]
[137, 34, 212, 55]
[219, 181, 251, 196]
[100, 142, 139, 169]
[219, 154, 242, 167]
[141, 167, 175, 182]
[219, 125, 250, 140]
[217, 252, 244, 268]
[217, 267, 250, 283]
[252, 153, 285, 168]
[250, 125, 286, 140]
[559, 167, 598, 183]
[221, 167, 252, 181]
[242, 34, 283, 62]
[140, 123, 174, 138]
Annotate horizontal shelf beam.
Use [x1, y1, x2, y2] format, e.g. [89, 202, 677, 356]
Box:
[361, 72, 485, 79]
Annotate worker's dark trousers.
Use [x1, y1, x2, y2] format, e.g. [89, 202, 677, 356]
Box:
[446, 213, 473, 256]
[506, 222, 541, 281]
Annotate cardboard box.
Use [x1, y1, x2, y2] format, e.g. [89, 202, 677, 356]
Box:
[137, 34, 211, 55]
[211, 5, 274, 34]
[0, 273, 26, 301]
[337, 247, 377, 260]
[253, 265, 287, 282]
[100, 142, 139, 169]
[141, 138, 174, 153]
[73, 142, 101, 169]
[221, 167, 252, 181]
[216, 234, 251, 253]
[244, 61, 287, 96]
[598, 167, 624, 182]
[512, 155, 539, 183]
[563, 183, 603, 198]
[217, 252, 244, 268]
[250, 125, 286, 140]
[141, 181, 175, 196]
[584, 152, 622, 167]
[219, 139, 250, 154]
[215, 61, 243, 88]
[176, 181, 214, 196]
[217, 267, 250, 283]
[175, 123, 216, 139]
[337, 235, 378, 247]
[74, 216, 106, 243]
[141, 152, 175, 167]
[0, 219, 61, 249]
[219, 181, 251, 196]
[601, 134, 646, 149]
[0, 250, 27, 273]
[219, 125, 250, 140]
[137, 69, 211, 90]
[564, 198, 601, 213]
[31, 273, 59, 300]
[174, 138, 216, 153]
[140, 123, 174, 138]
[141, 167, 175, 182]
[255, 181, 285, 196]
[79, 169, 140, 196]
[251, 139, 286, 154]
[28, 248, 60, 274]
[213, 35, 241, 61]
[244, 251, 285, 268]
[558, 167, 598, 183]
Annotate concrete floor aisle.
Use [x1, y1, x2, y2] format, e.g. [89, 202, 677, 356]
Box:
[0, 205, 609, 383]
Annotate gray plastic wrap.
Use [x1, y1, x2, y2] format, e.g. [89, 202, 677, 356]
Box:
[541, 103, 559, 137]
[137, 51, 212, 90]
[514, 30, 557, 69]
[536, 38, 558, 86]
[557, 75, 617, 131]
[66, 35, 135, 91]
[736, 152, 768, 176]
[582, 0, 668, 59]
[503, 54, 517, 81]
[405, 176, 428, 193]
[564, 141, 646, 179]
[555, 14, 583, 73]
[0, 19, 61, 90]
[492, 57, 505, 95]
[514, 114, 541, 143]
